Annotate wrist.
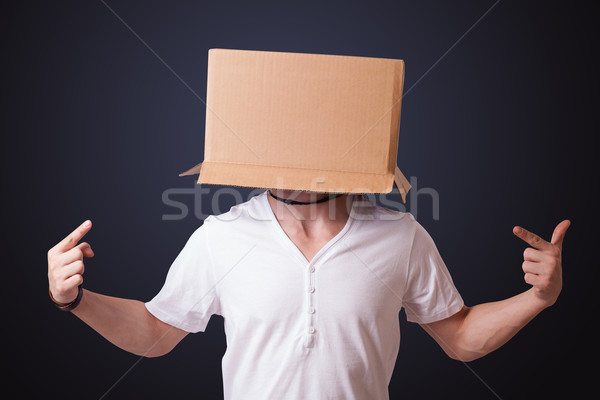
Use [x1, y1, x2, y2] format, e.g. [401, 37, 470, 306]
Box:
[49, 285, 83, 312]
[525, 287, 555, 311]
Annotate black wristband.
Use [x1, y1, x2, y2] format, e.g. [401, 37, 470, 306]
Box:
[49, 285, 83, 312]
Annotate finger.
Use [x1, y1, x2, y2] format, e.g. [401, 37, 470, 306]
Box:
[64, 273, 84, 289]
[522, 261, 545, 275]
[51, 273, 83, 303]
[75, 242, 94, 258]
[56, 247, 85, 266]
[513, 225, 552, 251]
[62, 260, 85, 279]
[550, 219, 571, 249]
[523, 247, 545, 262]
[524, 272, 542, 287]
[54, 220, 92, 253]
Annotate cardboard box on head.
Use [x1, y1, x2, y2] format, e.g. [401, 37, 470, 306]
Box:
[181, 49, 412, 203]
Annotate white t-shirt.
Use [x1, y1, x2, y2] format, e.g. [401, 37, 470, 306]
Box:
[146, 191, 464, 400]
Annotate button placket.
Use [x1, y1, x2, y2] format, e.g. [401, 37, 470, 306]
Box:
[304, 262, 317, 348]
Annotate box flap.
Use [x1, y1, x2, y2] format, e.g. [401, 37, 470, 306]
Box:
[179, 162, 203, 176]
[181, 161, 411, 204]
[393, 165, 411, 204]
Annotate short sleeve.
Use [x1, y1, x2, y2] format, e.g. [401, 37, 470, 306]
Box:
[145, 223, 220, 333]
[402, 222, 464, 324]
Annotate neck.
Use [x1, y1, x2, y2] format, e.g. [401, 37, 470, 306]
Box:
[268, 189, 345, 204]
[267, 190, 353, 234]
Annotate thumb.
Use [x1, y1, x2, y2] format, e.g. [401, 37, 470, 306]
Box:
[74, 242, 95, 258]
[550, 219, 571, 249]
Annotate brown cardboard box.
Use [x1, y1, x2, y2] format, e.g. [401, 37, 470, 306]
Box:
[181, 49, 411, 203]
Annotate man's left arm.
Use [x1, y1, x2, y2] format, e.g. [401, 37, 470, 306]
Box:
[420, 220, 571, 362]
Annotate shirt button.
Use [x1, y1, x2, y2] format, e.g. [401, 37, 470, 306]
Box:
[309, 266, 315, 273]
[308, 287, 315, 293]
[308, 307, 315, 314]
[308, 327, 315, 334]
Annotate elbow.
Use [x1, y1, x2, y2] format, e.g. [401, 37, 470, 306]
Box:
[127, 329, 176, 358]
[445, 335, 491, 362]
[137, 330, 180, 358]
[442, 309, 491, 362]
[131, 342, 171, 358]
[143, 350, 168, 358]
[140, 346, 167, 358]
[446, 348, 485, 362]
[138, 308, 183, 358]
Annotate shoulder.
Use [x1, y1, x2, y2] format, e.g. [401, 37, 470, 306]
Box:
[197, 191, 270, 240]
[351, 195, 421, 238]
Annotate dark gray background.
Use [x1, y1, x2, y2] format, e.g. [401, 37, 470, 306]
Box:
[2, 1, 596, 399]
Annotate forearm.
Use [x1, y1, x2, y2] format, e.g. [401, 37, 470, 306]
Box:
[436, 221, 570, 361]
[454, 288, 548, 360]
[71, 290, 167, 357]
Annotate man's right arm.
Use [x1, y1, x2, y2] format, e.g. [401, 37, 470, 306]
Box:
[71, 290, 187, 357]
[48, 220, 188, 357]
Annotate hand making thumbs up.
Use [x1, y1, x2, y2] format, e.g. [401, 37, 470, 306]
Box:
[47, 220, 95, 305]
[513, 220, 571, 307]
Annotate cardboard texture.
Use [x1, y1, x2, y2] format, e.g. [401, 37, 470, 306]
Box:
[181, 49, 412, 203]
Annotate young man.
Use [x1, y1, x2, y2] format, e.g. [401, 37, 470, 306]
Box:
[47, 189, 570, 399]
